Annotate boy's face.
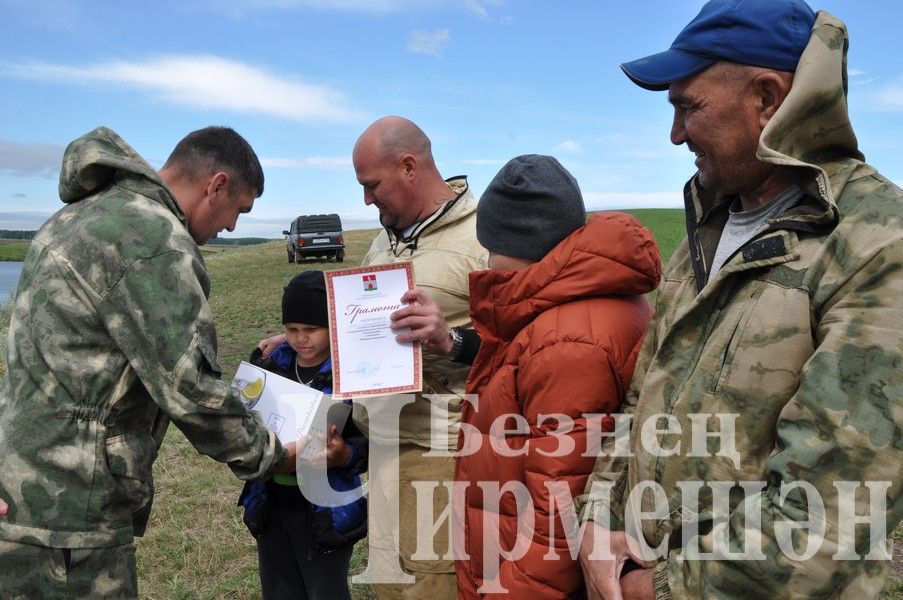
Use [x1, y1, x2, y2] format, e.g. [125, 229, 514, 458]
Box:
[284, 322, 330, 367]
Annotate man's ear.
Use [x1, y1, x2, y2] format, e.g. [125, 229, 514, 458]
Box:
[754, 71, 792, 129]
[205, 172, 231, 203]
[399, 154, 417, 180]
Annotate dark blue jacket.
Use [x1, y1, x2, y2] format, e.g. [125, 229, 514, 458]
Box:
[239, 343, 367, 549]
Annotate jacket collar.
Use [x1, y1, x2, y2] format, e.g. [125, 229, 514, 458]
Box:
[384, 176, 473, 257]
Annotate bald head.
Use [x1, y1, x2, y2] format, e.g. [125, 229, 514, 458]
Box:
[354, 116, 435, 170]
[352, 116, 455, 230]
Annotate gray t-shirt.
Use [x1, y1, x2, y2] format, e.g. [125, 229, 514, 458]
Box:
[708, 186, 805, 283]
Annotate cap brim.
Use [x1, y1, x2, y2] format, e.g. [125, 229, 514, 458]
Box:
[620, 49, 718, 91]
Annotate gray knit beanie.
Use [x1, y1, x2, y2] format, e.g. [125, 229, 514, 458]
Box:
[476, 154, 586, 261]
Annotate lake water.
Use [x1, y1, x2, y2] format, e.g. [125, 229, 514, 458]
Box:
[1, 262, 24, 305]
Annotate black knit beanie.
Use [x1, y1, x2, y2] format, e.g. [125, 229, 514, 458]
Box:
[476, 154, 586, 261]
[282, 270, 329, 327]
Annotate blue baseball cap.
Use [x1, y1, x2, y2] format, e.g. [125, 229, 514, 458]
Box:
[621, 0, 817, 91]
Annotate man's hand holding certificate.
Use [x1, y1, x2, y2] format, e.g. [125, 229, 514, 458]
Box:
[325, 262, 422, 398]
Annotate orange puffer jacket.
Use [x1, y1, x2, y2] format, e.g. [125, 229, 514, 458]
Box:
[454, 212, 661, 598]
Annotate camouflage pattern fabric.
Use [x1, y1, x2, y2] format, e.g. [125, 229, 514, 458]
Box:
[577, 12, 902, 599]
[0, 539, 137, 599]
[0, 127, 283, 592]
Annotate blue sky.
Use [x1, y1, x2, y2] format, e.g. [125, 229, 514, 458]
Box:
[2, 0, 901, 237]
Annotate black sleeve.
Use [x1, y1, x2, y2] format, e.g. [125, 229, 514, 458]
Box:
[455, 327, 481, 366]
[249, 347, 265, 365]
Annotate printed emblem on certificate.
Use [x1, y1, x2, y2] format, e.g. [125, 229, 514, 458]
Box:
[230, 361, 350, 445]
[325, 262, 422, 399]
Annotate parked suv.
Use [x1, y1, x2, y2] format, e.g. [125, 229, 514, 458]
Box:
[283, 213, 345, 263]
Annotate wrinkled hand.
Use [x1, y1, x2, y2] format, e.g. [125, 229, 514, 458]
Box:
[258, 333, 287, 359]
[390, 288, 452, 355]
[620, 567, 655, 600]
[579, 521, 655, 600]
[0, 498, 8, 516]
[300, 425, 351, 469]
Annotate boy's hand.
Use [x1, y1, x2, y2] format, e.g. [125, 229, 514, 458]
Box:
[300, 425, 351, 469]
[324, 424, 352, 468]
[0, 498, 8, 516]
[257, 333, 288, 359]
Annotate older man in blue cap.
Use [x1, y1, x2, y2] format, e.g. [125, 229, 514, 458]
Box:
[576, 1, 903, 599]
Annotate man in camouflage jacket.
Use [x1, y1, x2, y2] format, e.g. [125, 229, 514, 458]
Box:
[0, 126, 293, 598]
[577, 2, 902, 599]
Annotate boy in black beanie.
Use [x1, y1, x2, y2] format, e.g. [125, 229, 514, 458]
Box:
[241, 270, 368, 600]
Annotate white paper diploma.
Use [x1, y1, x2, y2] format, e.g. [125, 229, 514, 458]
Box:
[231, 361, 339, 444]
[325, 262, 422, 399]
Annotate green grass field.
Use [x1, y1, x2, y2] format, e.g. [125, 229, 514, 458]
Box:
[0, 241, 29, 262]
[1, 211, 900, 599]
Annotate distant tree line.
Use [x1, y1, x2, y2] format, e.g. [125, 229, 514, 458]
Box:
[206, 237, 274, 246]
[0, 231, 273, 246]
[0, 230, 36, 240]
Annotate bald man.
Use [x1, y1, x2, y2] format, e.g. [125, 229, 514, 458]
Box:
[350, 116, 486, 598]
[261, 117, 485, 599]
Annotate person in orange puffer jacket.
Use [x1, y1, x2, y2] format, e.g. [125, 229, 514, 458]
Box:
[458, 154, 661, 598]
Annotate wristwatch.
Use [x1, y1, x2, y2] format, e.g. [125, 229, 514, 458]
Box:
[447, 327, 464, 360]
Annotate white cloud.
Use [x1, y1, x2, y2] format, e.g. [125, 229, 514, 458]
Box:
[464, 0, 488, 18]
[261, 156, 352, 169]
[3, 55, 361, 123]
[583, 191, 684, 210]
[870, 80, 903, 111]
[0, 138, 64, 177]
[464, 0, 504, 19]
[848, 68, 866, 77]
[407, 29, 451, 57]
[554, 140, 581, 153]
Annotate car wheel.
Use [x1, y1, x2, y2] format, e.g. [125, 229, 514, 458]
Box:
[288, 250, 294, 263]
[336, 250, 345, 263]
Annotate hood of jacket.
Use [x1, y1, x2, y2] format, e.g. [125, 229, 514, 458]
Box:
[469, 211, 661, 343]
[58, 126, 186, 221]
[687, 11, 869, 237]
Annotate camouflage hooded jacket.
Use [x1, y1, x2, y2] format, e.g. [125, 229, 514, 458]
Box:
[0, 127, 283, 549]
[577, 13, 902, 600]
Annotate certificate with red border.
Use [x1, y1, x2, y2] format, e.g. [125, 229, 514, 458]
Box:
[325, 262, 422, 399]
